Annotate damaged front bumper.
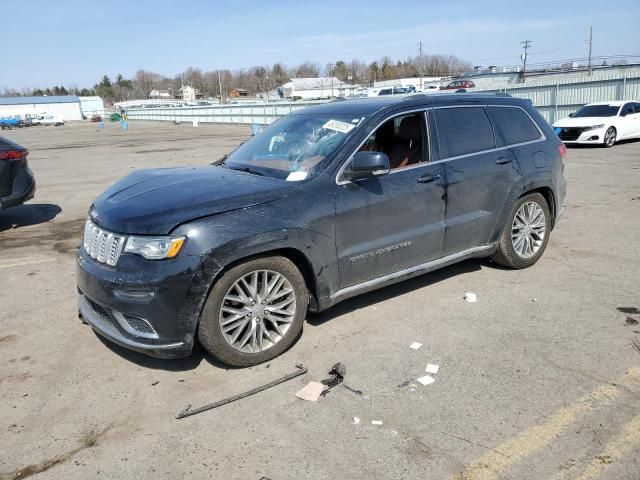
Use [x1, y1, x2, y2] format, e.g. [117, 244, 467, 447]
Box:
[76, 247, 202, 359]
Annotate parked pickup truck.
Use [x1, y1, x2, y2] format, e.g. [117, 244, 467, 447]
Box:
[0, 116, 21, 130]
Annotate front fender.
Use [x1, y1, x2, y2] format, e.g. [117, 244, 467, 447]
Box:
[173, 203, 337, 329]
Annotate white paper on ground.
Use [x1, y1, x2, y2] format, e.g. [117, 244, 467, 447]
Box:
[286, 171, 308, 182]
[409, 342, 423, 350]
[425, 364, 440, 374]
[371, 420, 384, 425]
[295, 381, 325, 401]
[416, 375, 436, 386]
[464, 292, 477, 303]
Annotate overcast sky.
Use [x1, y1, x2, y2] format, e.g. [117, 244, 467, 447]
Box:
[2, 0, 639, 90]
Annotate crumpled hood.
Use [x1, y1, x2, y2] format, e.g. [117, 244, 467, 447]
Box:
[90, 165, 293, 234]
[553, 116, 608, 128]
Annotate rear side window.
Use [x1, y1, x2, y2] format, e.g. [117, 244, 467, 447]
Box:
[434, 107, 495, 158]
[486, 106, 542, 147]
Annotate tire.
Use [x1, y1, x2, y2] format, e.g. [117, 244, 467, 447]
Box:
[491, 192, 551, 269]
[603, 127, 616, 148]
[198, 256, 308, 367]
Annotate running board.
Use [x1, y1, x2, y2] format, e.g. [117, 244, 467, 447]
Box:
[330, 245, 495, 301]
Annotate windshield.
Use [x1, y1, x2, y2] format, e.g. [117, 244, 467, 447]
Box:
[223, 113, 365, 180]
[572, 105, 620, 117]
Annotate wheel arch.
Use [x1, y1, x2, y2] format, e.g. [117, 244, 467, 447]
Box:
[521, 186, 556, 229]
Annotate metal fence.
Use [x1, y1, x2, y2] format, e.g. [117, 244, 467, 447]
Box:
[125, 74, 640, 125]
[476, 74, 640, 123]
[125, 100, 327, 125]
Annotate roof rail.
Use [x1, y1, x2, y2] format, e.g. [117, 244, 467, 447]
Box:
[494, 92, 512, 97]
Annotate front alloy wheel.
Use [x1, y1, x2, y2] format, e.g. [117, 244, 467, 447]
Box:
[198, 256, 308, 366]
[219, 270, 296, 354]
[604, 127, 616, 148]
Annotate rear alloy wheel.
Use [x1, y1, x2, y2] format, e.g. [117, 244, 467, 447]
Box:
[603, 127, 616, 148]
[198, 256, 308, 367]
[491, 192, 551, 269]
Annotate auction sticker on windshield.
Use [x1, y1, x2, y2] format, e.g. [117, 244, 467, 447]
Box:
[323, 119, 356, 134]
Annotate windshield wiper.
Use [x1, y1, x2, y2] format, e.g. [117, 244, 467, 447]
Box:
[228, 166, 265, 176]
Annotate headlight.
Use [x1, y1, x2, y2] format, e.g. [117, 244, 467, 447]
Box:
[124, 235, 185, 260]
[585, 124, 605, 131]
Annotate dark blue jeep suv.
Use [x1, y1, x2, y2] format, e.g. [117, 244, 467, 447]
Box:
[76, 94, 567, 366]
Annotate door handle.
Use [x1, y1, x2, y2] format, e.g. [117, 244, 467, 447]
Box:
[496, 157, 513, 165]
[417, 173, 440, 183]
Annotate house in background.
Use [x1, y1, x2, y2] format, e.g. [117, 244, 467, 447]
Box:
[176, 85, 203, 102]
[229, 88, 249, 97]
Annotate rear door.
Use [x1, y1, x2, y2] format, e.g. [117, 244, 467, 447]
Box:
[333, 110, 446, 288]
[433, 105, 526, 256]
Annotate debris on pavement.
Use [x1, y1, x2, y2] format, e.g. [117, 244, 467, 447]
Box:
[318, 362, 366, 398]
[409, 342, 423, 350]
[352, 417, 361, 425]
[295, 381, 325, 402]
[425, 364, 440, 374]
[151, 381, 159, 386]
[464, 292, 477, 303]
[371, 420, 383, 425]
[416, 375, 436, 386]
[176, 363, 307, 419]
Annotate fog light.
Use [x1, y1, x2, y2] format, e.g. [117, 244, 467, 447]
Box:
[113, 289, 155, 302]
[589, 135, 599, 141]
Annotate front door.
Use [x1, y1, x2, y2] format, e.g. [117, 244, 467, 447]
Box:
[333, 111, 446, 288]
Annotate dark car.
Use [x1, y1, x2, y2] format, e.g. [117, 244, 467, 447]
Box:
[76, 94, 567, 366]
[440, 80, 476, 90]
[0, 137, 36, 215]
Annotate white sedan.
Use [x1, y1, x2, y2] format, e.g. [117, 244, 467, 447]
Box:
[553, 101, 640, 147]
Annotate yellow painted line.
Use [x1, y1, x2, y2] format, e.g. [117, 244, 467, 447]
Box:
[455, 367, 640, 480]
[0, 257, 56, 270]
[573, 415, 640, 480]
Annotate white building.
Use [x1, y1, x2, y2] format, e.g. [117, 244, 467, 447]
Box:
[278, 77, 359, 99]
[374, 76, 444, 90]
[149, 89, 173, 99]
[0, 95, 84, 120]
[79, 96, 105, 116]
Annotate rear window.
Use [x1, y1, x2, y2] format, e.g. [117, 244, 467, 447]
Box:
[487, 106, 541, 147]
[434, 107, 495, 158]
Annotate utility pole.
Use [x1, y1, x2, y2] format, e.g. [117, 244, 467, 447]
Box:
[418, 41, 424, 91]
[218, 71, 224, 104]
[587, 26, 593, 76]
[520, 40, 532, 83]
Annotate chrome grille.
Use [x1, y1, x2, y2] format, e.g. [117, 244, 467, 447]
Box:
[83, 219, 126, 266]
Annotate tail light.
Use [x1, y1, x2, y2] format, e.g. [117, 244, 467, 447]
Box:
[558, 143, 567, 159]
[0, 149, 28, 161]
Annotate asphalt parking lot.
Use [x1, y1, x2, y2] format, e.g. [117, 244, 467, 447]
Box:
[1, 121, 639, 480]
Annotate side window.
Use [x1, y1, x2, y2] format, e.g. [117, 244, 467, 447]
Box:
[486, 106, 542, 147]
[621, 103, 634, 116]
[357, 112, 427, 169]
[633, 103, 640, 114]
[434, 107, 495, 158]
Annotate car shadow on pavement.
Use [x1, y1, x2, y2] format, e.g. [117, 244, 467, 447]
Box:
[95, 333, 237, 371]
[0, 203, 61, 232]
[307, 258, 486, 326]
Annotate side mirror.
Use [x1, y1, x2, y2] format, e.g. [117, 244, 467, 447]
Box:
[568, 112, 574, 117]
[620, 111, 627, 117]
[343, 151, 390, 181]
